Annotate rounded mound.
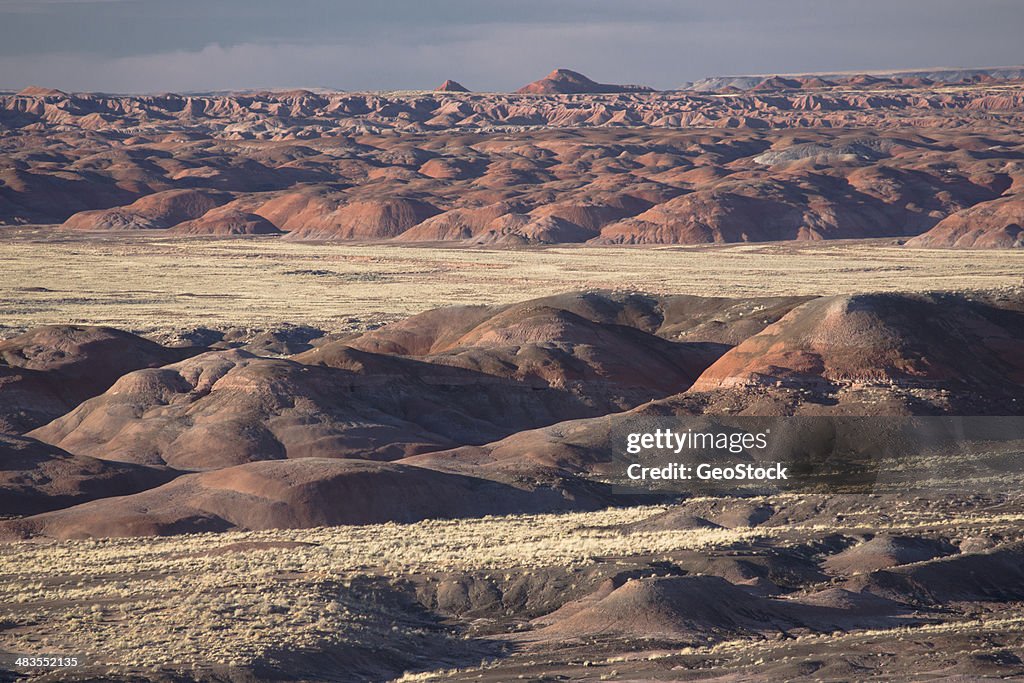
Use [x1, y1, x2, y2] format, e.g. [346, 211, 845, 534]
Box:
[1, 325, 196, 433]
[907, 194, 1024, 249]
[170, 208, 281, 235]
[61, 189, 231, 231]
[0, 458, 578, 539]
[823, 535, 958, 575]
[538, 575, 788, 641]
[691, 293, 1024, 391]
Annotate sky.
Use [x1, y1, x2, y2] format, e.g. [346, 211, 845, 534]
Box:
[0, 0, 1021, 93]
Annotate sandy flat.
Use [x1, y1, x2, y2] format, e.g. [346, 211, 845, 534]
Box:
[2, 230, 1021, 337]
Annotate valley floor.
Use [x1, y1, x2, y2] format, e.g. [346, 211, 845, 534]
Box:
[1, 231, 1022, 340]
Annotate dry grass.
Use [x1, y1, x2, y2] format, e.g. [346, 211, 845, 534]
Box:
[2, 496, 1023, 674]
[0, 505, 764, 670]
[1, 229, 1021, 337]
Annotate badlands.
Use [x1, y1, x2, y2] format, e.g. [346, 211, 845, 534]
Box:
[1, 69, 1024, 247]
[1, 69, 1024, 681]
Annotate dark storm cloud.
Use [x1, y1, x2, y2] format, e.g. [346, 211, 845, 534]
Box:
[0, 0, 1020, 92]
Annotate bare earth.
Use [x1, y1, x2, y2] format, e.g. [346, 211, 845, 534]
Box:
[2, 230, 1022, 338]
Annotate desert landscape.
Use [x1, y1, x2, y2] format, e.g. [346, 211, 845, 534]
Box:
[1, 58, 1024, 682]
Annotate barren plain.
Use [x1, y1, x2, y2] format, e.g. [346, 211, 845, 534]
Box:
[1, 232, 1022, 339]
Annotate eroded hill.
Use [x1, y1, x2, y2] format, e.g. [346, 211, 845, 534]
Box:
[1, 289, 1021, 540]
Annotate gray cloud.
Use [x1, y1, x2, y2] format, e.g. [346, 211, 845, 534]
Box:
[0, 0, 1021, 92]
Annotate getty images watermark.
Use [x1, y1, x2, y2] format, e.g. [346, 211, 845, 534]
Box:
[609, 416, 1024, 496]
[625, 427, 788, 482]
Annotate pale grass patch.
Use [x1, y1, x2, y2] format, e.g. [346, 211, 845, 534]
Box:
[2, 232, 1021, 336]
[0, 505, 769, 669]
[2, 496, 1022, 671]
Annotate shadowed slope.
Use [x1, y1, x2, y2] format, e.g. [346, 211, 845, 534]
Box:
[0, 325, 199, 433]
[0, 458, 595, 539]
[0, 433, 177, 516]
[29, 346, 641, 469]
[309, 304, 725, 403]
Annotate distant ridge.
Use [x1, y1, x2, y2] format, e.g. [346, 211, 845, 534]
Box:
[11, 65, 1023, 98]
[689, 66, 1024, 91]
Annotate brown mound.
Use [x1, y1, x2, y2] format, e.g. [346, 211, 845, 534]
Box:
[794, 587, 901, 613]
[855, 542, 1024, 604]
[690, 292, 1024, 394]
[169, 207, 281, 235]
[536, 575, 792, 642]
[344, 304, 502, 356]
[706, 501, 776, 528]
[0, 325, 198, 433]
[415, 157, 481, 181]
[61, 189, 231, 231]
[0, 458, 587, 539]
[676, 551, 828, 591]
[592, 172, 927, 244]
[620, 509, 722, 532]
[823, 535, 959, 575]
[907, 194, 1024, 248]
[798, 76, 837, 89]
[0, 434, 176, 516]
[842, 74, 894, 88]
[463, 214, 593, 245]
[896, 76, 936, 87]
[346, 291, 806, 356]
[530, 199, 649, 233]
[316, 304, 723, 403]
[335, 292, 748, 399]
[395, 202, 518, 240]
[594, 190, 801, 244]
[435, 80, 469, 93]
[412, 198, 649, 245]
[516, 69, 653, 95]
[249, 188, 345, 232]
[29, 347, 622, 469]
[237, 326, 325, 355]
[282, 197, 440, 240]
